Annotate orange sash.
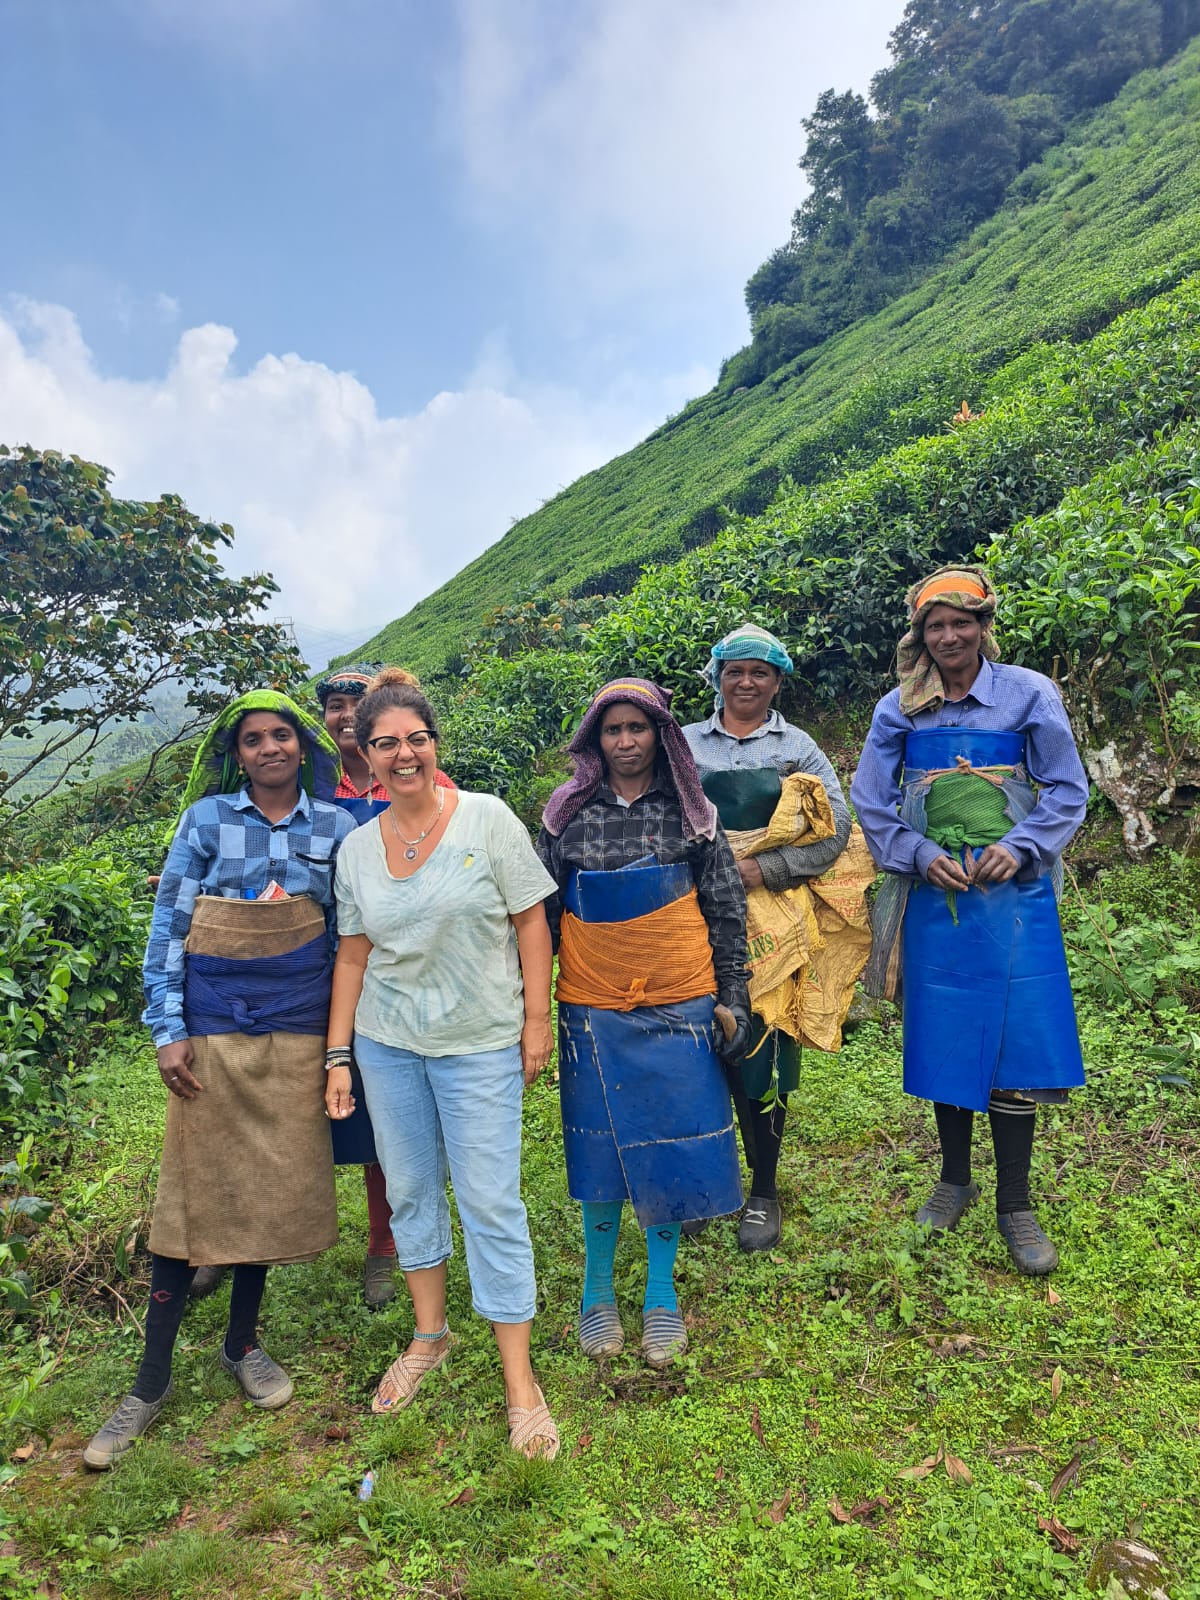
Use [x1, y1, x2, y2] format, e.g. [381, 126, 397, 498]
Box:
[556, 888, 716, 1012]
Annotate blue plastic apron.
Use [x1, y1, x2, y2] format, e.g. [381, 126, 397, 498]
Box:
[557, 859, 743, 1227]
[900, 729, 1085, 1113]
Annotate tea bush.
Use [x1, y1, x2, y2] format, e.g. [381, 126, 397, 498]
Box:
[0, 846, 150, 1145]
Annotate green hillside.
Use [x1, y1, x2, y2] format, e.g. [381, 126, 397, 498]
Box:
[358, 40, 1200, 682]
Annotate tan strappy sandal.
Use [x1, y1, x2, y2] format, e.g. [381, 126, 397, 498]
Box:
[370, 1326, 452, 1414]
[506, 1385, 560, 1461]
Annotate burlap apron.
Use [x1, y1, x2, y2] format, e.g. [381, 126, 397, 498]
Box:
[148, 895, 338, 1266]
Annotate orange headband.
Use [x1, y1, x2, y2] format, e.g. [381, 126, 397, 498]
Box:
[915, 574, 988, 612]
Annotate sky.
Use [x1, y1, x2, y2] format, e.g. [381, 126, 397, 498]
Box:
[0, 0, 901, 670]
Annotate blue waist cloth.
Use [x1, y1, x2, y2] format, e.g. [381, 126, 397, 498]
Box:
[334, 795, 390, 826]
[183, 935, 332, 1037]
[564, 857, 694, 923]
[558, 995, 742, 1227]
[902, 851, 1085, 1112]
[329, 1057, 379, 1165]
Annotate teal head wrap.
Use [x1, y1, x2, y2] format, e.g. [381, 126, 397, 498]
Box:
[701, 623, 793, 709]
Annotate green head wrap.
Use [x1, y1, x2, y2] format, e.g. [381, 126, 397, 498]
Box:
[168, 690, 340, 842]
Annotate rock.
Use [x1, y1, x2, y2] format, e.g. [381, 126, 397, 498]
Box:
[845, 989, 896, 1029]
[1086, 1539, 1171, 1598]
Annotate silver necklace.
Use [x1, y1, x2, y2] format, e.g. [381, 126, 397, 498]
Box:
[388, 788, 445, 861]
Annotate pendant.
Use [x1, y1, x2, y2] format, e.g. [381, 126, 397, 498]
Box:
[404, 845, 418, 861]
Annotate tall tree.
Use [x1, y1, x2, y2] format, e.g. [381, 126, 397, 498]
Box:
[0, 445, 306, 832]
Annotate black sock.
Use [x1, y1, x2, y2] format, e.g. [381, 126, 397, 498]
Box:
[747, 1095, 788, 1200]
[989, 1107, 1036, 1214]
[131, 1254, 196, 1401]
[223, 1265, 269, 1361]
[934, 1102, 975, 1187]
[727, 1071, 760, 1172]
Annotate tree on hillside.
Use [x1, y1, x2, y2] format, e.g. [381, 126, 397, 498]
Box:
[0, 444, 306, 836]
[733, 0, 1200, 387]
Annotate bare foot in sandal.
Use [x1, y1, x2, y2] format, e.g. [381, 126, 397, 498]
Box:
[507, 1383, 559, 1461]
[371, 1325, 452, 1414]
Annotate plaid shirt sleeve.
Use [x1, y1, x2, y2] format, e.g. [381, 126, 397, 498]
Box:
[142, 806, 215, 1046]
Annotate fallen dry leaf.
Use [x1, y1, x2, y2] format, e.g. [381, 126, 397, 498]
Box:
[899, 1444, 945, 1480]
[11, 1444, 34, 1462]
[848, 1496, 891, 1523]
[749, 1405, 765, 1448]
[447, 1485, 476, 1507]
[0, 1542, 17, 1559]
[766, 1489, 793, 1524]
[1038, 1514, 1080, 1553]
[1047, 1285, 1062, 1306]
[932, 1334, 977, 1356]
[715, 1465, 726, 1480]
[325, 1425, 349, 1441]
[945, 1453, 973, 1485]
[1050, 1452, 1082, 1502]
[829, 1495, 853, 1524]
[1051, 1367, 1064, 1402]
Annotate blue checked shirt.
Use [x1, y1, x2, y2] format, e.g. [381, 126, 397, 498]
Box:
[143, 788, 356, 1045]
[850, 657, 1089, 882]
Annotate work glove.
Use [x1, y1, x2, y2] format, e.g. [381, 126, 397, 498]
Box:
[714, 990, 752, 1065]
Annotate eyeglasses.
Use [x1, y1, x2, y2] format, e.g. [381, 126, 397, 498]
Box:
[364, 731, 435, 754]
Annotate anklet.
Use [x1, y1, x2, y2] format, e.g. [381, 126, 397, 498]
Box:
[413, 1323, 449, 1342]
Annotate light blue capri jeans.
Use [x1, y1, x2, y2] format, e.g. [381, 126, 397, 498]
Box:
[353, 1036, 537, 1324]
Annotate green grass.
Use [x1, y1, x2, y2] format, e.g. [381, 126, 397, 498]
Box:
[360, 40, 1200, 682]
[3, 1004, 1199, 1598]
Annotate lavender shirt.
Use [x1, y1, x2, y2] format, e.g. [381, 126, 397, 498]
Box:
[850, 657, 1088, 882]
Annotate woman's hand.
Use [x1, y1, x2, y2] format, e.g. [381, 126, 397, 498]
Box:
[967, 843, 1020, 884]
[157, 1040, 201, 1099]
[520, 1015, 554, 1087]
[926, 853, 971, 891]
[325, 1064, 356, 1120]
[737, 858, 765, 891]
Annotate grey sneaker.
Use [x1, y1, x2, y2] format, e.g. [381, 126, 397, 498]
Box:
[83, 1384, 173, 1470]
[220, 1345, 294, 1409]
[737, 1198, 782, 1253]
[916, 1181, 980, 1231]
[363, 1253, 397, 1309]
[188, 1264, 229, 1300]
[997, 1211, 1059, 1275]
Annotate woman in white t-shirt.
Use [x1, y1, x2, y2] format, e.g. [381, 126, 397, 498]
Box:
[324, 669, 559, 1460]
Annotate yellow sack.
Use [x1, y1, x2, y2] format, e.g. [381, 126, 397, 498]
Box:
[727, 774, 874, 1053]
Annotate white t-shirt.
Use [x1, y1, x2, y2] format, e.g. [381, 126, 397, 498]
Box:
[334, 790, 555, 1057]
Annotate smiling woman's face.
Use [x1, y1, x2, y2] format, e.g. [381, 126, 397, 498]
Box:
[922, 604, 984, 675]
[718, 659, 782, 725]
[234, 712, 302, 793]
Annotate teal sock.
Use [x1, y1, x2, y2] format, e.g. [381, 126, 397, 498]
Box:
[643, 1224, 681, 1313]
[580, 1202, 624, 1311]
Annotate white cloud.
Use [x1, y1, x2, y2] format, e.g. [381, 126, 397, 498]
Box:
[448, 0, 899, 316]
[0, 300, 710, 664]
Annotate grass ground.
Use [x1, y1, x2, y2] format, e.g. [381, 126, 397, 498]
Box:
[3, 1004, 1199, 1600]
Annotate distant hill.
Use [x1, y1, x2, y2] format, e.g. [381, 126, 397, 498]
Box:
[352, 36, 1200, 682]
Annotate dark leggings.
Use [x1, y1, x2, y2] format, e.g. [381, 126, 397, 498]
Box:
[132, 1255, 268, 1402]
[728, 1075, 789, 1201]
[934, 1101, 1036, 1214]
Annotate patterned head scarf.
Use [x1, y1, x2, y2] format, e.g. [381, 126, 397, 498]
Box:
[541, 678, 717, 841]
[700, 622, 793, 710]
[169, 690, 340, 839]
[315, 663, 383, 705]
[897, 565, 999, 716]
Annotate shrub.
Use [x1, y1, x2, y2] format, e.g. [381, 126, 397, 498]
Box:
[0, 847, 150, 1145]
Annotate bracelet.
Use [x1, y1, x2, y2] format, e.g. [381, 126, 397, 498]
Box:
[325, 1047, 353, 1073]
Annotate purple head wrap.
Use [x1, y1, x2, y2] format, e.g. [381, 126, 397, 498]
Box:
[541, 678, 717, 841]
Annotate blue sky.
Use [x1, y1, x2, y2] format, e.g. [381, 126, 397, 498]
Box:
[1, 0, 899, 668]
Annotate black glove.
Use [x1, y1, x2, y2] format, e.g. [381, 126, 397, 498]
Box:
[714, 992, 752, 1065]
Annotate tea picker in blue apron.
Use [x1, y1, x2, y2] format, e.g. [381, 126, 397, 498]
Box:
[851, 567, 1088, 1274]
